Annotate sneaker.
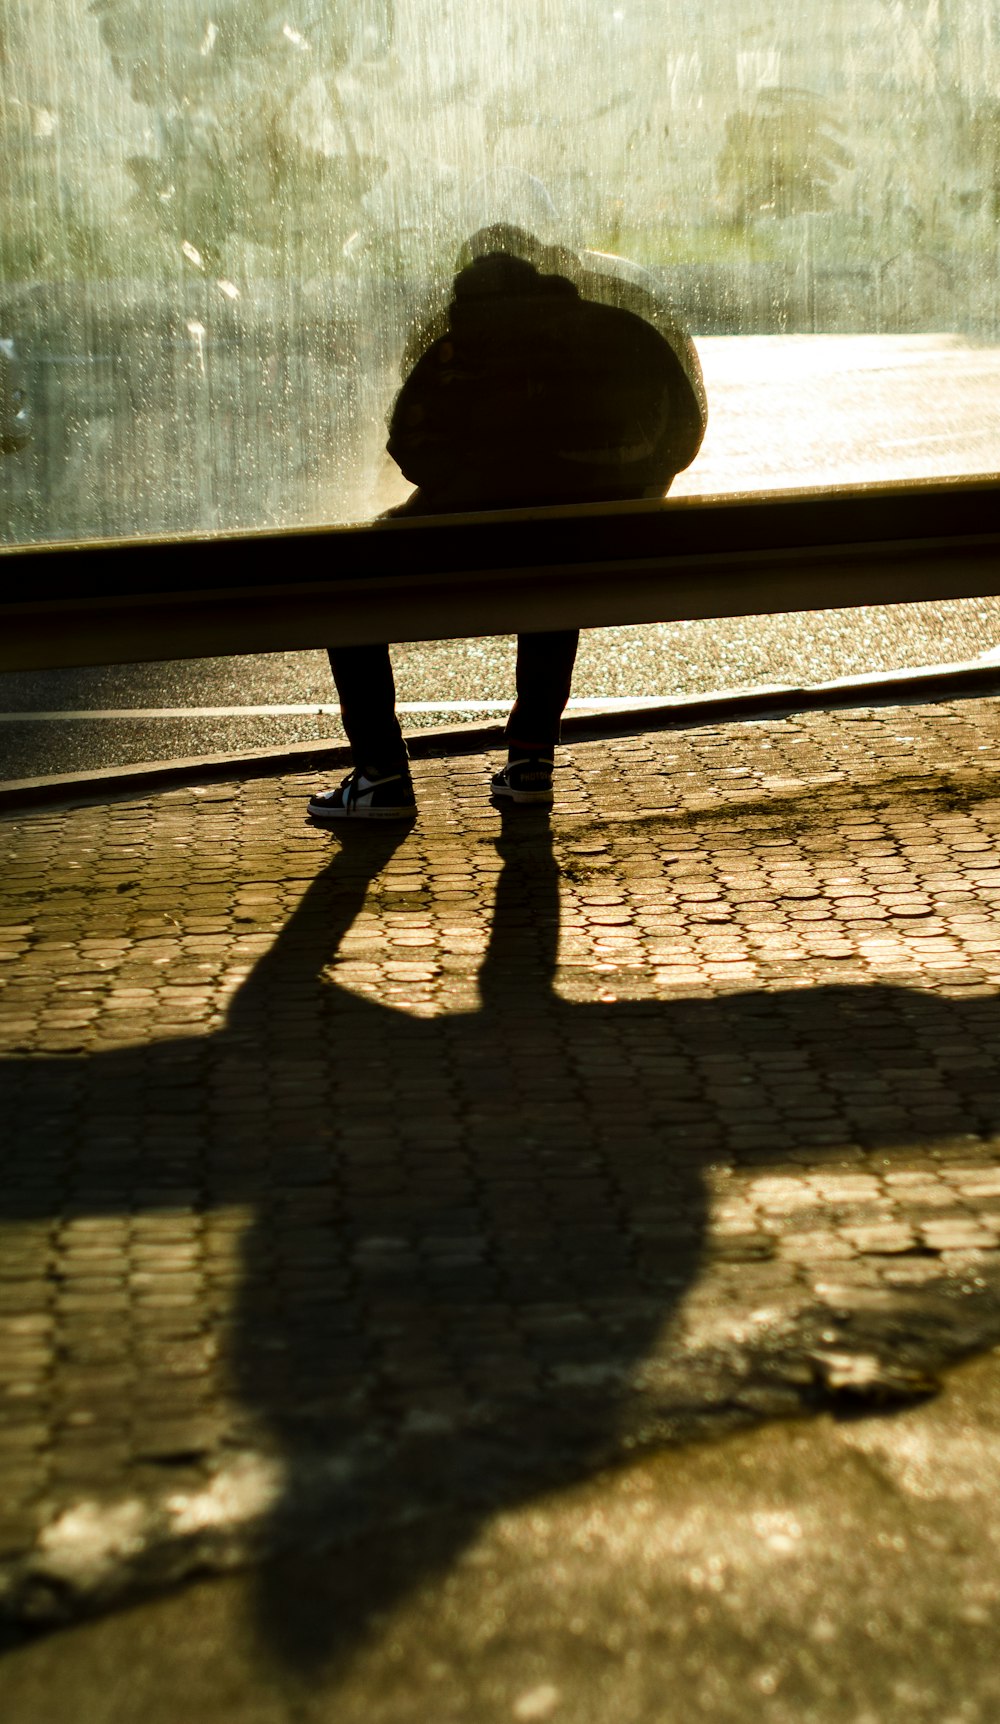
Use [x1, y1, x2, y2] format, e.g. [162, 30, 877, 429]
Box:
[490, 751, 554, 805]
[307, 764, 416, 823]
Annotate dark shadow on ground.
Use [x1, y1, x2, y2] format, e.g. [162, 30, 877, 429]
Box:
[3, 809, 1000, 1675]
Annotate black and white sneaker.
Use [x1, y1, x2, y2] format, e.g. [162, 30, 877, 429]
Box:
[490, 751, 555, 805]
[308, 764, 416, 823]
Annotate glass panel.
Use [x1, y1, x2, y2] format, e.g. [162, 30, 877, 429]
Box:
[2, 0, 999, 545]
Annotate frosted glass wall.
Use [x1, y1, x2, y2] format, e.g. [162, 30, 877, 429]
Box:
[2, 0, 999, 544]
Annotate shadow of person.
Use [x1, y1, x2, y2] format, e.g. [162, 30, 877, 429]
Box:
[234, 810, 708, 1670]
[223, 809, 999, 1676]
[3, 800, 1000, 1678]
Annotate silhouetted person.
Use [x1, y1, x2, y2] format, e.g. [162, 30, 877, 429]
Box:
[307, 224, 706, 821]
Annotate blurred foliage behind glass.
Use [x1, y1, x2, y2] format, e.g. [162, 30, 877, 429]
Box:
[1, 0, 999, 543]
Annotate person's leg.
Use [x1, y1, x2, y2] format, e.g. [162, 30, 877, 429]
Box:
[308, 645, 414, 821]
[310, 496, 436, 820]
[493, 628, 579, 804]
[505, 628, 580, 750]
[327, 644, 407, 773]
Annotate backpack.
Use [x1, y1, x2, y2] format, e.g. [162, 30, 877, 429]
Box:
[387, 228, 706, 508]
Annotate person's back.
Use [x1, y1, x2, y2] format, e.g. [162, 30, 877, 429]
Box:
[307, 224, 707, 822]
[387, 224, 705, 512]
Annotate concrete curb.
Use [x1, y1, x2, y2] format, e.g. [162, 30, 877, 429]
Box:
[1, 659, 999, 813]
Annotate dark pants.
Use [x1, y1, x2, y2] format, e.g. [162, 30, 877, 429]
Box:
[327, 482, 590, 771]
[326, 480, 672, 771]
[328, 628, 579, 770]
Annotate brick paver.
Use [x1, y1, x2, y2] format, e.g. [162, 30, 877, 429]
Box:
[2, 697, 1000, 1627]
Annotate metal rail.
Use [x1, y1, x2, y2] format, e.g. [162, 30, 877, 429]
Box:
[1, 478, 998, 673]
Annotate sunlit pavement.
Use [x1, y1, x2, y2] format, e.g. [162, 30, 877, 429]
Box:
[671, 334, 1000, 497]
[3, 696, 1000, 1718]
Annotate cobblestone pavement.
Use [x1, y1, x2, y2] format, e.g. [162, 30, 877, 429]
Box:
[2, 698, 1000, 1653]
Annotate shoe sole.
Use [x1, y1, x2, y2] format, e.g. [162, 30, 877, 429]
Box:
[307, 804, 417, 823]
[491, 785, 554, 805]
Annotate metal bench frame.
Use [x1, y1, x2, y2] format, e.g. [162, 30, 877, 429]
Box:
[2, 479, 998, 673]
